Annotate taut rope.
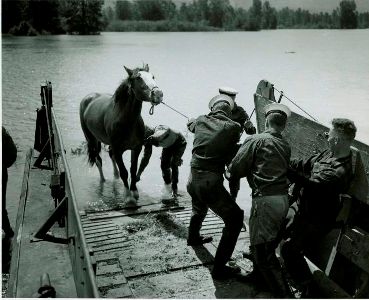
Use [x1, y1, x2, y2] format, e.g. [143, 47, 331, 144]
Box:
[273, 86, 319, 122]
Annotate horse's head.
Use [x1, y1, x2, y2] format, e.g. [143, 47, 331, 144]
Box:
[124, 64, 163, 105]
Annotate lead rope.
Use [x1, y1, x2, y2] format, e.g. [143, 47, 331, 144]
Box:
[149, 101, 191, 138]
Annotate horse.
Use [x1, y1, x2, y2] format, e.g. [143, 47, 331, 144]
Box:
[79, 64, 163, 206]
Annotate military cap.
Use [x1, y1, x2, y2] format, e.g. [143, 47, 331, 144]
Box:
[209, 94, 235, 111]
[264, 103, 291, 118]
[219, 86, 238, 97]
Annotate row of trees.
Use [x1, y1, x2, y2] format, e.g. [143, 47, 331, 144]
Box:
[2, 0, 368, 35]
[108, 0, 368, 30]
[2, 0, 104, 35]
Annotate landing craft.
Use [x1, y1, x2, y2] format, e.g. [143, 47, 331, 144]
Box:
[6, 81, 369, 298]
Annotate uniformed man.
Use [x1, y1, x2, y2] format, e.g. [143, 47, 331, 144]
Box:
[136, 125, 187, 199]
[281, 118, 358, 297]
[227, 103, 292, 298]
[219, 86, 256, 201]
[219, 86, 256, 135]
[2, 126, 17, 239]
[2, 126, 17, 273]
[186, 94, 244, 280]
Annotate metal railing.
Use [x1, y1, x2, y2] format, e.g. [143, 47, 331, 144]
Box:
[42, 82, 100, 297]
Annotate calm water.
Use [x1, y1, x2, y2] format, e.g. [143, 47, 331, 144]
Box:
[2, 30, 369, 218]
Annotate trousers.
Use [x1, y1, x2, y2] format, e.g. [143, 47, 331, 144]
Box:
[187, 168, 244, 268]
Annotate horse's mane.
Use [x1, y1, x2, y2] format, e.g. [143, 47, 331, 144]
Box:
[114, 66, 146, 104]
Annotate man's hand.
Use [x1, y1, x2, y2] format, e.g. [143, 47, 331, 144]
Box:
[244, 119, 256, 135]
[224, 169, 231, 181]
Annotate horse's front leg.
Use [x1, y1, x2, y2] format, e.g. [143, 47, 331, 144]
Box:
[130, 146, 142, 200]
[112, 149, 131, 199]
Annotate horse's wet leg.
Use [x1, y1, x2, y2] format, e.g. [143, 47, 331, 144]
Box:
[130, 147, 142, 200]
[108, 149, 119, 179]
[96, 155, 105, 182]
[114, 150, 135, 205]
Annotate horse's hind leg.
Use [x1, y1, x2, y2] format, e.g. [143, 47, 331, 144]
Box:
[108, 148, 120, 179]
[95, 145, 105, 183]
[80, 119, 105, 182]
[130, 146, 142, 200]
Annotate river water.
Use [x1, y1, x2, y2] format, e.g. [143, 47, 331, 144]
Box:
[2, 30, 369, 224]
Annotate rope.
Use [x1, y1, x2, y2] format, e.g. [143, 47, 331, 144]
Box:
[161, 101, 190, 121]
[149, 104, 155, 115]
[273, 86, 319, 122]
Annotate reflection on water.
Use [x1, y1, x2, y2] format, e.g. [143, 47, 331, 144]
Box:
[86, 179, 125, 212]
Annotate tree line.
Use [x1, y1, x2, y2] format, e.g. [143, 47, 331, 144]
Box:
[2, 0, 368, 35]
[2, 0, 104, 35]
[108, 0, 368, 30]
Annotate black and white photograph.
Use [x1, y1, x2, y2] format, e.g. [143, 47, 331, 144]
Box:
[2, 0, 369, 298]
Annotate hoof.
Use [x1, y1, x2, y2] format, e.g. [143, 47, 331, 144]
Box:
[113, 171, 120, 179]
[125, 196, 137, 207]
[131, 190, 139, 200]
[100, 177, 106, 183]
[123, 188, 131, 198]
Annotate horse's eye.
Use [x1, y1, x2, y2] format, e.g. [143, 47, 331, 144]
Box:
[152, 76, 155, 80]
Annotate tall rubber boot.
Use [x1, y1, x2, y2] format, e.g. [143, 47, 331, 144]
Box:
[254, 243, 294, 298]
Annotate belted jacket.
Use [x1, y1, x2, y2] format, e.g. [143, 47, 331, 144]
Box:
[228, 129, 291, 197]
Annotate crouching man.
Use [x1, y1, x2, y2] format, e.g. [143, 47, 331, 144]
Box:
[136, 125, 187, 199]
[186, 94, 244, 280]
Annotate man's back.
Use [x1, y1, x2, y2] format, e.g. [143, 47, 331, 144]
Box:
[189, 111, 241, 173]
[230, 129, 291, 196]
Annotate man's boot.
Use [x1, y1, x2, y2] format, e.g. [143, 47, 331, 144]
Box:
[187, 215, 212, 246]
[254, 242, 294, 298]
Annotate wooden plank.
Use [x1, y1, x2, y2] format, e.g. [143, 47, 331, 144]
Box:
[83, 224, 118, 232]
[85, 232, 129, 244]
[85, 230, 123, 240]
[97, 274, 127, 288]
[87, 204, 185, 220]
[102, 284, 132, 298]
[93, 242, 132, 253]
[84, 227, 120, 236]
[96, 263, 122, 276]
[81, 221, 114, 228]
[89, 237, 131, 248]
[94, 252, 122, 262]
[305, 257, 351, 298]
[338, 227, 369, 273]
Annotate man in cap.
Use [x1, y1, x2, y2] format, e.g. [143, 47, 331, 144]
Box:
[136, 125, 187, 199]
[281, 118, 358, 297]
[186, 94, 244, 280]
[227, 103, 293, 297]
[219, 87, 256, 135]
[219, 87, 256, 201]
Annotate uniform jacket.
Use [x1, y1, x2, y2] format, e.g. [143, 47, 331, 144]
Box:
[229, 129, 291, 197]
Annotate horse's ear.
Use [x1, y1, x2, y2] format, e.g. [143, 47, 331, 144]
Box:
[124, 66, 133, 77]
[144, 64, 149, 72]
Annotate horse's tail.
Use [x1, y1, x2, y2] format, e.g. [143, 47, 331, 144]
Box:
[80, 95, 101, 167]
[86, 141, 101, 166]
